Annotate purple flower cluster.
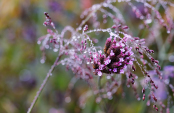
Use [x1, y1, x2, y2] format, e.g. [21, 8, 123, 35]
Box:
[33, 0, 174, 112]
[93, 37, 134, 76]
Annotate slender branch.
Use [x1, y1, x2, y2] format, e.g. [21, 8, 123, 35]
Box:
[27, 55, 61, 113]
[98, 76, 107, 112]
[76, 5, 101, 32]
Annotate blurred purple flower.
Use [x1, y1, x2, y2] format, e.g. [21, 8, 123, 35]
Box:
[23, 26, 36, 43]
[163, 65, 174, 78]
[145, 66, 174, 101]
[48, 0, 62, 12]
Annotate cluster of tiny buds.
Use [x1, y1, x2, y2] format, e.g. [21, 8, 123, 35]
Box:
[158, 102, 166, 113]
[134, 41, 162, 80]
[80, 40, 87, 52]
[128, 73, 135, 85]
[125, 72, 140, 100]
[111, 24, 129, 30]
[142, 87, 145, 101]
[92, 37, 134, 76]
[153, 105, 159, 111]
[143, 72, 160, 111]
[143, 71, 162, 108]
[43, 12, 55, 29]
[83, 25, 88, 32]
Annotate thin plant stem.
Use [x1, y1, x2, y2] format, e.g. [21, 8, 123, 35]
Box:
[76, 5, 101, 32]
[27, 55, 61, 113]
[98, 76, 107, 112]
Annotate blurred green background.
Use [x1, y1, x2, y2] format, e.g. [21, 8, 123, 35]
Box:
[0, 0, 105, 113]
[0, 0, 174, 113]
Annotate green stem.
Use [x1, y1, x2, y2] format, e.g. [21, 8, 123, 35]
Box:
[27, 56, 61, 113]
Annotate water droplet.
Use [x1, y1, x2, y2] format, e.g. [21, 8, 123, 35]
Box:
[140, 16, 144, 20]
[37, 41, 41, 44]
[164, 79, 169, 84]
[103, 3, 108, 7]
[40, 59, 45, 64]
[135, 76, 138, 79]
[45, 45, 49, 49]
[65, 97, 71, 103]
[169, 55, 174, 62]
[72, 36, 76, 39]
[145, 19, 152, 24]
[137, 97, 141, 101]
[55, 45, 59, 48]
[107, 76, 111, 79]
[107, 92, 112, 96]
[167, 30, 170, 34]
[78, 27, 82, 30]
[147, 100, 150, 106]
[53, 48, 58, 52]
[50, 73, 52, 76]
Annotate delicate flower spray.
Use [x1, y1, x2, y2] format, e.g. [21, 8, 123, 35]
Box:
[28, 0, 174, 113]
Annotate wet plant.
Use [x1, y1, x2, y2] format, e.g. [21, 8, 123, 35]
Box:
[27, 0, 174, 113]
